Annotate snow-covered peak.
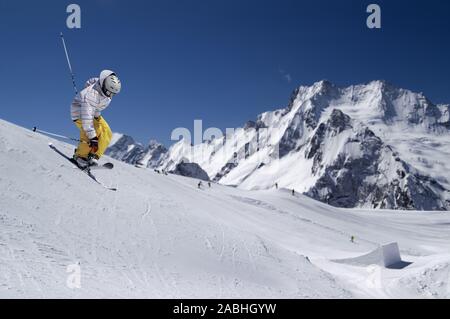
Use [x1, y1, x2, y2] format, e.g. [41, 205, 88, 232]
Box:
[285, 80, 450, 134]
[295, 80, 335, 98]
[148, 139, 163, 148]
[105, 134, 167, 168]
[304, 108, 449, 210]
[109, 132, 124, 147]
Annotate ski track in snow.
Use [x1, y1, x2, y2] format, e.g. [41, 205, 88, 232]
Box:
[141, 200, 152, 219]
[0, 118, 450, 298]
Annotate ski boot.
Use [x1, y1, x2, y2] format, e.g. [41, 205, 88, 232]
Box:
[87, 154, 99, 167]
[72, 153, 98, 169]
[73, 155, 89, 169]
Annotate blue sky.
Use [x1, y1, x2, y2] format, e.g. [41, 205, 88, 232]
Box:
[1, 0, 450, 146]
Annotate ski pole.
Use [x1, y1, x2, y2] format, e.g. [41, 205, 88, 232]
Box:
[60, 32, 78, 95]
[32, 127, 88, 144]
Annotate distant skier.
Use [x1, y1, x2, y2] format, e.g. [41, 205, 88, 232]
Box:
[198, 181, 203, 189]
[292, 189, 295, 196]
[71, 70, 121, 168]
[275, 183, 278, 189]
[350, 235, 355, 243]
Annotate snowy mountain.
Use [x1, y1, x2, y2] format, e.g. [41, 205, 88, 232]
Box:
[305, 108, 450, 210]
[1, 118, 450, 298]
[106, 133, 167, 168]
[108, 80, 450, 211]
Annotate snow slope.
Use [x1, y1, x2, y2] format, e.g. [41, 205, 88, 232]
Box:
[0, 118, 449, 298]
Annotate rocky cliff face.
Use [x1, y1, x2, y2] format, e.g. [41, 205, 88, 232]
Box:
[304, 109, 448, 210]
[171, 162, 210, 181]
[106, 134, 167, 168]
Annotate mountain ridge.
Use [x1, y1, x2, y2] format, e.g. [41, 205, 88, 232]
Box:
[106, 80, 450, 211]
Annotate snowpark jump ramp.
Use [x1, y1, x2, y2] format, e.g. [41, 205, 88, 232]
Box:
[333, 242, 412, 269]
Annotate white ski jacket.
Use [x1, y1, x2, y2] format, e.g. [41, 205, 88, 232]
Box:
[70, 70, 114, 139]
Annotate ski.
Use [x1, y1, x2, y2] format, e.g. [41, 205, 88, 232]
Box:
[82, 161, 114, 171]
[83, 170, 117, 191]
[48, 143, 117, 191]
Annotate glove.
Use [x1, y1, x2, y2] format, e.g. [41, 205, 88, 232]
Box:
[89, 137, 99, 154]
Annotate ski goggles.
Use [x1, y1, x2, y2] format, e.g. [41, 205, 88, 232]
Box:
[101, 85, 116, 98]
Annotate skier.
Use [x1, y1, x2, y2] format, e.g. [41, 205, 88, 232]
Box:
[275, 183, 278, 189]
[292, 189, 295, 196]
[208, 182, 211, 188]
[70, 70, 121, 168]
[198, 181, 203, 189]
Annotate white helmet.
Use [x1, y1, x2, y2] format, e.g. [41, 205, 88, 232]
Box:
[99, 70, 121, 97]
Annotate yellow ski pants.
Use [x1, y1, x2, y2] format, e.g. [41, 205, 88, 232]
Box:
[74, 116, 112, 159]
